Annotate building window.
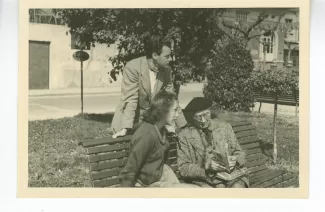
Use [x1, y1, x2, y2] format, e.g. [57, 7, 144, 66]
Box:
[292, 50, 299, 67]
[285, 18, 293, 23]
[236, 11, 248, 23]
[260, 33, 277, 62]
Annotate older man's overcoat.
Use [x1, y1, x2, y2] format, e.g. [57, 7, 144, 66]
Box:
[177, 118, 249, 187]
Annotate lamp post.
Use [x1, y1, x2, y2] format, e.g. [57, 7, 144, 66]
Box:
[73, 47, 89, 114]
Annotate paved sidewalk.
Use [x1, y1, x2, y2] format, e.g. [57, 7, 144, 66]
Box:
[29, 83, 205, 97]
[252, 102, 298, 117]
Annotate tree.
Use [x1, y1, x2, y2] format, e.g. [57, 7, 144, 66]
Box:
[29, 9, 62, 25]
[219, 9, 285, 48]
[251, 69, 298, 163]
[203, 37, 255, 112]
[54, 9, 226, 96]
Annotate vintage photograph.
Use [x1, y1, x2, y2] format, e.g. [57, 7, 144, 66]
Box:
[27, 8, 300, 189]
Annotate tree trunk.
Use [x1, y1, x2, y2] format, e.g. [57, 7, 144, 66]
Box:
[54, 15, 57, 25]
[263, 46, 266, 71]
[174, 82, 181, 99]
[80, 48, 84, 114]
[273, 97, 278, 164]
[33, 9, 36, 22]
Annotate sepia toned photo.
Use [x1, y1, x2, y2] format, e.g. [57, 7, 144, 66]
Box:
[19, 0, 309, 198]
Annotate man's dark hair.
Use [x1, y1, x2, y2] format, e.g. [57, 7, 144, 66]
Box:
[142, 90, 177, 124]
[144, 35, 172, 59]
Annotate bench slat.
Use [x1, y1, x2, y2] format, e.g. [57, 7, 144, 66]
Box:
[236, 130, 258, 139]
[167, 149, 177, 158]
[230, 121, 252, 127]
[238, 136, 260, 145]
[246, 148, 262, 156]
[251, 170, 283, 186]
[247, 159, 266, 168]
[241, 141, 261, 150]
[256, 173, 294, 188]
[87, 143, 130, 154]
[91, 168, 120, 180]
[250, 169, 271, 181]
[93, 177, 120, 187]
[167, 156, 177, 165]
[246, 153, 264, 162]
[169, 142, 177, 150]
[90, 159, 127, 171]
[82, 135, 133, 148]
[249, 164, 267, 174]
[271, 177, 297, 188]
[232, 124, 255, 133]
[89, 151, 128, 163]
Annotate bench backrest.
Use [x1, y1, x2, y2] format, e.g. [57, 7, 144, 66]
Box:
[81, 121, 265, 187]
[253, 90, 299, 106]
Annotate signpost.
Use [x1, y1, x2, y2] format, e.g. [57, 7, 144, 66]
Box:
[73, 48, 90, 114]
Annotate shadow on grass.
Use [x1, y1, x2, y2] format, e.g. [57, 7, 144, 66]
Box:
[74, 112, 115, 124]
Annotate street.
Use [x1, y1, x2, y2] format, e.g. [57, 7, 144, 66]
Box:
[29, 83, 298, 121]
[29, 90, 204, 120]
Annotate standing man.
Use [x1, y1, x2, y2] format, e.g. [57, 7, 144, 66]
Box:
[111, 35, 187, 138]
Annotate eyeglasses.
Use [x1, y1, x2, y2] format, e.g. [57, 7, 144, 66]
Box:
[193, 110, 211, 121]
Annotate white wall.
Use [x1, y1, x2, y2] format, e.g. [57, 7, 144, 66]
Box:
[29, 23, 121, 89]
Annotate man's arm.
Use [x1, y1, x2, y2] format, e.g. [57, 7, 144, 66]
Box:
[177, 132, 207, 180]
[119, 135, 153, 187]
[120, 64, 139, 130]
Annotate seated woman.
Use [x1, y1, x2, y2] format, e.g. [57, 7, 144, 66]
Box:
[177, 97, 249, 188]
[119, 90, 199, 188]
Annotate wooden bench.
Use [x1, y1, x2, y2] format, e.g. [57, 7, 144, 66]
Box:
[254, 90, 299, 116]
[80, 120, 297, 188]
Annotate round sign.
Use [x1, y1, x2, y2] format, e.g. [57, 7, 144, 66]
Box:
[73, 50, 90, 62]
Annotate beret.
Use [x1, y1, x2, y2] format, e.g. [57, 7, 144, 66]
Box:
[183, 97, 213, 113]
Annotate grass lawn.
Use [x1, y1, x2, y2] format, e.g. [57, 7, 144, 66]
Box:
[28, 112, 299, 187]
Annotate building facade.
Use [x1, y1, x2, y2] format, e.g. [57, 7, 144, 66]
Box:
[28, 10, 120, 90]
[220, 8, 299, 71]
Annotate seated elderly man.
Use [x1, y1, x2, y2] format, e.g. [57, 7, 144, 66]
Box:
[177, 97, 249, 188]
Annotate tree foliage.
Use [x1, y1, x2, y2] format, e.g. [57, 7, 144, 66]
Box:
[203, 37, 255, 112]
[251, 68, 299, 96]
[54, 9, 226, 86]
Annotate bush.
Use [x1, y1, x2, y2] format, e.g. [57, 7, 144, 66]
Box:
[203, 37, 254, 112]
[251, 68, 299, 96]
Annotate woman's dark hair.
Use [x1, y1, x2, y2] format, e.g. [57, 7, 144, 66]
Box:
[144, 35, 172, 59]
[142, 90, 177, 124]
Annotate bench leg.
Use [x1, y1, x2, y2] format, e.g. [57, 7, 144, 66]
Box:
[258, 102, 262, 113]
[295, 104, 298, 117]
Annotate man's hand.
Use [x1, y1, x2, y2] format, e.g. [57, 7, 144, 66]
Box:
[229, 156, 237, 170]
[112, 128, 128, 138]
[205, 159, 227, 172]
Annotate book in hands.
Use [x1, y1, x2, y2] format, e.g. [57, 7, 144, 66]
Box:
[210, 149, 231, 173]
[213, 168, 248, 181]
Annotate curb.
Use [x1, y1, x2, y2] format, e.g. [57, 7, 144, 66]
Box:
[29, 91, 121, 97]
[28, 84, 204, 97]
